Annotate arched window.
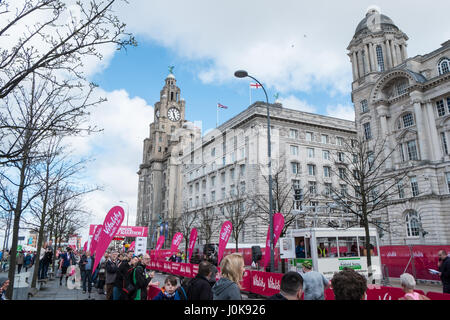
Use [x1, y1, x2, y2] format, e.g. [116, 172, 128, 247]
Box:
[405, 211, 420, 237]
[397, 113, 415, 129]
[376, 45, 385, 72]
[438, 58, 450, 75]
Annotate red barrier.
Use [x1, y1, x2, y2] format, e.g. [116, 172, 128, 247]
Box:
[147, 285, 161, 300]
[324, 288, 335, 300]
[241, 269, 252, 292]
[426, 291, 450, 300]
[250, 271, 283, 297]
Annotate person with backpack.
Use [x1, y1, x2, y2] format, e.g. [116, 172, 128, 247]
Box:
[152, 275, 187, 300]
[187, 261, 213, 300]
[121, 254, 138, 300]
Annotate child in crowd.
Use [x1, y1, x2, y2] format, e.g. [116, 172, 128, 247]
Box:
[152, 275, 187, 300]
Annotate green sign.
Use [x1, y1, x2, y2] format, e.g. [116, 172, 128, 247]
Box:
[338, 258, 362, 270]
[290, 258, 312, 267]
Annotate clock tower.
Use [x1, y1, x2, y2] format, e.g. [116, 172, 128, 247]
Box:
[136, 70, 200, 249]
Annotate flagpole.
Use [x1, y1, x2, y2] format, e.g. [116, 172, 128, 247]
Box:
[216, 104, 219, 128]
[249, 84, 252, 105]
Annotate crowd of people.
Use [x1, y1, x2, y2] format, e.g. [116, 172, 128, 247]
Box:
[1, 250, 37, 274]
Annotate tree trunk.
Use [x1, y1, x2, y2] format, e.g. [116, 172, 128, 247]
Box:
[31, 222, 45, 288]
[363, 214, 373, 283]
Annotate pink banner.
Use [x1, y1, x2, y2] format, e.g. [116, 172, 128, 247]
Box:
[89, 224, 148, 237]
[263, 213, 285, 268]
[250, 271, 283, 296]
[155, 236, 165, 260]
[217, 221, 232, 265]
[91, 206, 125, 274]
[89, 225, 102, 254]
[170, 232, 183, 255]
[188, 228, 198, 262]
[83, 241, 88, 252]
[129, 241, 135, 252]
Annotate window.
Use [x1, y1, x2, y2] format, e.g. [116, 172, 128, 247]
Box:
[323, 150, 330, 160]
[338, 237, 358, 257]
[436, 100, 446, 117]
[410, 177, 419, 197]
[358, 236, 378, 256]
[211, 147, 216, 157]
[438, 58, 450, 75]
[230, 185, 236, 197]
[290, 129, 299, 139]
[360, 100, 369, 113]
[195, 183, 199, 192]
[231, 152, 236, 162]
[400, 113, 414, 128]
[340, 184, 347, 197]
[316, 237, 338, 258]
[396, 81, 408, 96]
[336, 137, 344, 146]
[323, 166, 331, 178]
[376, 45, 385, 72]
[291, 162, 300, 174]
[221, 187, 226, 200]
[310, 201, 319, 212]
[398, 180, 405, 199]
[309, 181, 317, 195]
[292, 179, 301, 189]
[290, 145, 299, 156]
[240, 181, 246, 193]
[211, 191, 216, 202]
[441, 132, 449, 155]
[202, 180, 206, 190]
[211, 176, 216, 187]
[446, 173, 450, 193]
[240, 147, 245, 159]
[363, 122, 372, 140]
[308, 164, 316, 176]
[406, 211, 420, 237]
[324, 183, 332, 196]
[307, 148, 315, 158]
[222, 156, 226, 165]
[221, 172, 226, 183]
[306, 132, 313, 142]
[406, 140, 419, 161]
[338, 168, 346, 179]
[321, 134, 328, 144]
[230, 168, 235, 180]
[240, 164, 246, 176]
[189, 184, 193, 195]
[337, 152, 345, 162]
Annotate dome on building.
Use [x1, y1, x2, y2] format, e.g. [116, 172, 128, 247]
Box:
[355, 8, 398, 36]
[167, 73, 175, 79]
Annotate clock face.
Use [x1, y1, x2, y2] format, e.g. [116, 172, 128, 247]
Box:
[155, 109, 160, 118]
[167, 107, 181, 122]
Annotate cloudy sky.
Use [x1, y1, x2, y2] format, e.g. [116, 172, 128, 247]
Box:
[3, 1, 450, 245]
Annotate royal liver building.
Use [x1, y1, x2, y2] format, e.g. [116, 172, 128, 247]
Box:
[348, 8, 450, 245]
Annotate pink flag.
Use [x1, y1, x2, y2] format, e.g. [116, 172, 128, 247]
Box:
[170, 232, 183, 255]
[263, 212, 285, 268]
[92, 206, 125, 274]
[83, 241, 88, 252]
[89, 225, 102, 254]
[129, 241, 135, 252]
[155, 236, 165, 260]
[217, 221, 233, 265]
[188, 228, 198, 262]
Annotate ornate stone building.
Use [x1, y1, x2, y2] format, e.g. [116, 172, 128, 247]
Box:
[348, 8, 450, 245]
[136, 72, 200, 248]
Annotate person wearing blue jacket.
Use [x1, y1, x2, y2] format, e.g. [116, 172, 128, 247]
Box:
[59, 247, 75, 286]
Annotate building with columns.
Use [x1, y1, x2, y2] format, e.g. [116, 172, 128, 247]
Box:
[348, 8, 450, 245]
[136, 72, 201, 248]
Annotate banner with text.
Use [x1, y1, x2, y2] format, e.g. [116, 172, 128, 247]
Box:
[170, 232, 183, 255]
[263, 213, 285, 268]
[89, 225, 102, 255]
[217, 221, 233, 265]
[188, 228, 198, 262]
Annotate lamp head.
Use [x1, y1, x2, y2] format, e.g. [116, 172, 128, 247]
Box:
[234, 70, 248, 78]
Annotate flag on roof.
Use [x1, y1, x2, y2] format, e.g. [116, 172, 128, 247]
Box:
[218, 103, 228, 109]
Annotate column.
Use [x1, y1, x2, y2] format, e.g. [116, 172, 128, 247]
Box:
[396, 45, 402, 64]
[363, 47, 370, 75]
[425, 100, 442, 161]
[402, 44, 408, 60]
[385, 40, 392, 69]
[352, 51, 358, 80]
[358, 50, 364, 78]
[391, 42, 398, 67]
[372, 43, 378, 71]
[369, 43, 376, 72]
[412, 98, 429, 160]
[382, 42, 389, 71]
[377, 105, 392, 169]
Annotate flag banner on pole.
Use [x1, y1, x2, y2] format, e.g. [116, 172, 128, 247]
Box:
[218, 103, 228, 109]
[89, 225, 102, 255]
[250, 83, 262, 89]
[155, 235, 165, 260]
[263, 212, 285, 268]
[170, 232, 183, 255]
[217, 221, 233, 265]
[188, 228, 198, 262]
[83, 241, 88, 252]
[92, 206, 125, 274]
[129, 241, 135, 252]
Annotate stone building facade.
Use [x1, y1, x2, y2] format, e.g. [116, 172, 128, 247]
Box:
[180, 103, 356, 245]
[136, 73, 201, 248]
[348, 8, 450, 245]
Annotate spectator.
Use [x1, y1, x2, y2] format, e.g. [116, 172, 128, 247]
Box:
[438, 249, 450, 294]
[118, 252, 135, 300]
[187, 261, 213, 300]
[268, 272, 304, 300]
[0, 277, 10, 300]
[317, 243, 328, 258]
[175, 252, 182, 263]
[24, 252, 32, 272]
[152, 275, 186, 300]
[96, 253, 108, 295]
[168, 253, 177, 262]
[130, 254, 157, 300]
[295, 240, 306, 258]
[79, 251, 94, 294]
[399, 273, 430, 300]
[301, 260, 330, 300]
[331, 268, 367, 300]
[212, 253, 244, 300]
[16, 251, 24, 274]
[59, 247, 75, 286]
[105, 251, 119, 300]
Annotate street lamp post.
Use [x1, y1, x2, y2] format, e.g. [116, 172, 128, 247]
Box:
[234, 70, 275, 272]
[119, 200, 129, 227]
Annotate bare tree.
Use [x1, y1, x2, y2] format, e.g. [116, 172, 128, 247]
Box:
[0, 0, 136, 99]
[196, 202, 220, 248]
[176, 204, 198, 262]
[327, 135, 408, 280]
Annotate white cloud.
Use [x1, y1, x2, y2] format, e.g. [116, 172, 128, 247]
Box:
[326, 104, 356, 121]
[278, 95, 317, 113]
[115, 0, 450, 96]
[65, 89, 154, 241]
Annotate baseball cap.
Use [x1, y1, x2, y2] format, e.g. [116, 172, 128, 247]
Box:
[301, 260, 312, 269]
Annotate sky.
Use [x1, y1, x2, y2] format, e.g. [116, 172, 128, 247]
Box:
[2, 0, 450, 246]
